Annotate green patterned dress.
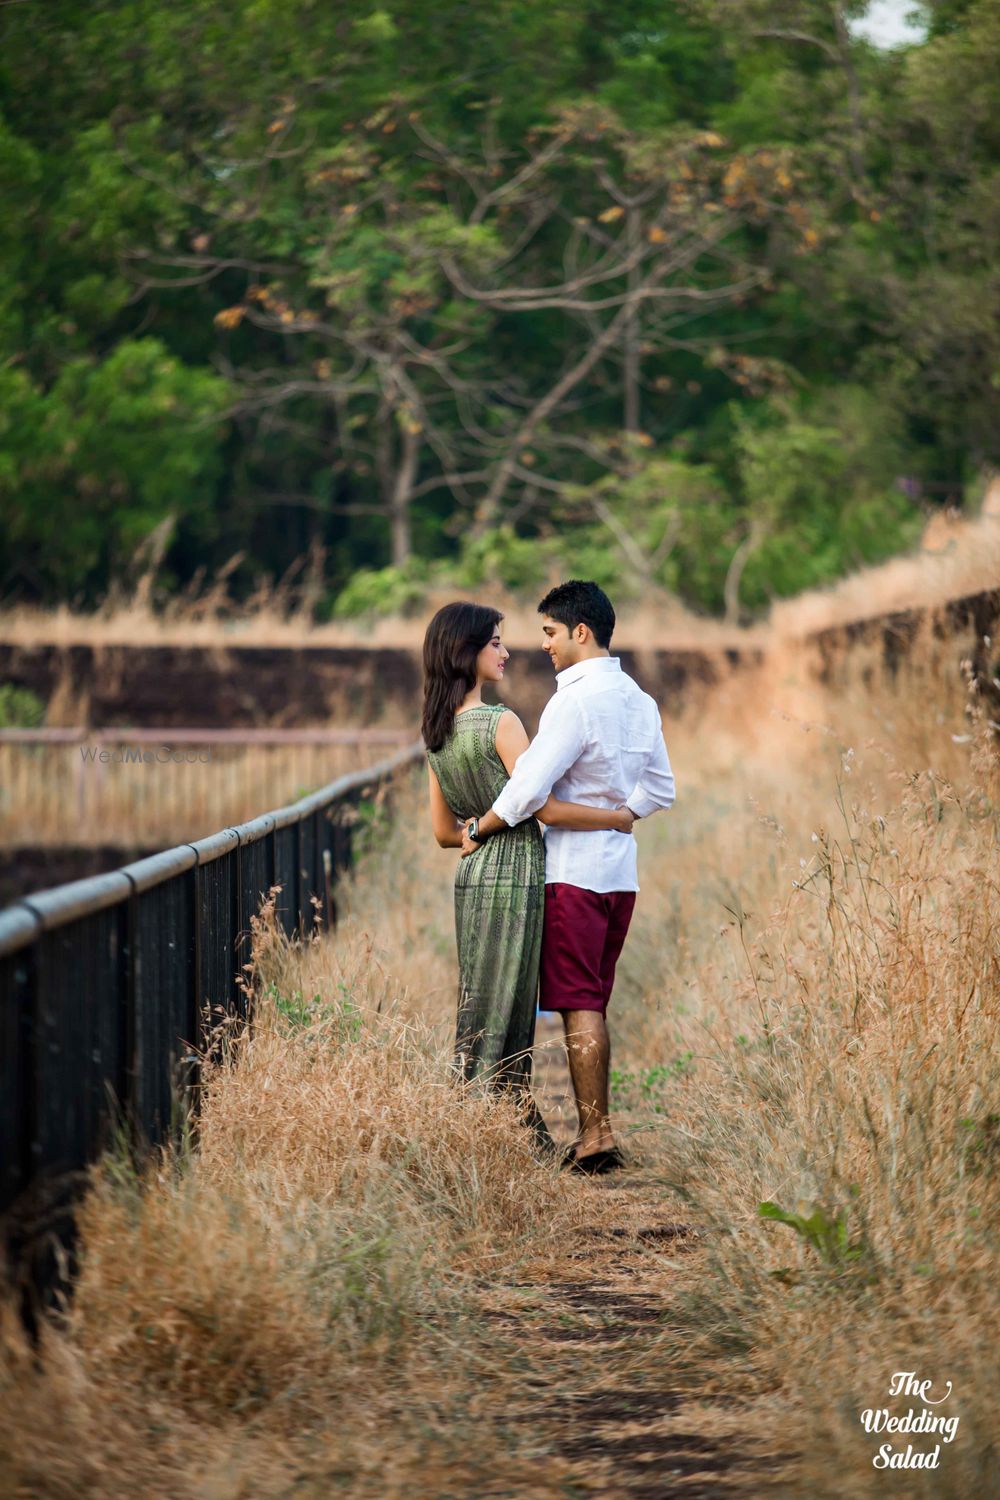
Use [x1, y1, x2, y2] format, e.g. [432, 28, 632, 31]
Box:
[427, 704, 552, 1148]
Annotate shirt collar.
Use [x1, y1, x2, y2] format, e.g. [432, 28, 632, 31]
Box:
[555, 655, 621, 691]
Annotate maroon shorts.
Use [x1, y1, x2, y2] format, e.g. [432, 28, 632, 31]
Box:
[539, 882, 636, 1015]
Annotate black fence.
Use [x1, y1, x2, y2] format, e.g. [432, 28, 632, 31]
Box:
[0, 742, 422, 1313]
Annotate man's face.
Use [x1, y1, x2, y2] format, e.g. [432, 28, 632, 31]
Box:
[541, 615, 581, 673]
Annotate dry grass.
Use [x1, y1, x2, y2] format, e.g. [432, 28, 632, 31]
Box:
[597, 625, 1000, 1494]
[336, 609, 1000, 1494]
[0, 909, 592, 1497]
[0, 736, 410, 847]
[0, 579, 748, 652]
[2, 584, 998, 1495]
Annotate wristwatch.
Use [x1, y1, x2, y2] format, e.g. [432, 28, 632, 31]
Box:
[467, 817, 486, 843]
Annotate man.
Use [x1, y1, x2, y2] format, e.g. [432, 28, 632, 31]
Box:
[460, 580, 676, 1174]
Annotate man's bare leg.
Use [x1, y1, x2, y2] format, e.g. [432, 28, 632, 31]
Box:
[561, 1009, 616, 1157]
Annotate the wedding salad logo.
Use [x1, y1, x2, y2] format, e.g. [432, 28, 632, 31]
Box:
[860, 1372, 959, 1470]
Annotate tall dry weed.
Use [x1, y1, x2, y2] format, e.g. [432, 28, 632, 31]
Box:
[597, 635, 1000, 1494]
[0, 890, 577, 1497]
[328, 620, 998, 1490]
[3, 598, 998, 1497]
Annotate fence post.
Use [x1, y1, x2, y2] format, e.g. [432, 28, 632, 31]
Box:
[229, 813, 276, 1021]
[119, 846, 199, 1151]
[0, 906, 42, 1224]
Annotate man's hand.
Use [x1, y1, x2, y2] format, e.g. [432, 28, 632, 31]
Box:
[460, 819, 480, 857]
[611, 805, 636, 835]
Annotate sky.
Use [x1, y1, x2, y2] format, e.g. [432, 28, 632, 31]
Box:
[849, 0, 929, 48]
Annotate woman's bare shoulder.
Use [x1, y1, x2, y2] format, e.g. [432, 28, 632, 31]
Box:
[493, 709, 529, 778]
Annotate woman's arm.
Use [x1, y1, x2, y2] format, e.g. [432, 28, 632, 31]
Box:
[494, 712, 634, 834]
[428, 764, 465, 848]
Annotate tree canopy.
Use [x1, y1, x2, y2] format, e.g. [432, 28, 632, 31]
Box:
[1, 0, 995, 619]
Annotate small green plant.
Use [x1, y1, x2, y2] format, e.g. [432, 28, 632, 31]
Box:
[610, 1055, 694, 1113]
[269, 984, 326, 1029]
[0, 682, 45, 728]
[351, 793, 394, 857]
[758, 1193, 871, 1274]
[267, 981, 363, 1044]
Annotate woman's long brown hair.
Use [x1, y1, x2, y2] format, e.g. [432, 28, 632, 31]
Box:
[421, 602, 503, 751]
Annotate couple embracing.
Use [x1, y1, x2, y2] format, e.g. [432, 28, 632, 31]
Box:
[422, 580, 676, 1174]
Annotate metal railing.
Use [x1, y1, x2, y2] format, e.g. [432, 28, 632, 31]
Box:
[0, 740, 424, 1288]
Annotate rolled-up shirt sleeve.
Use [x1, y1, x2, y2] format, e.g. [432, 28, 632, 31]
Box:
[625, 712, 676, 819]
[491, 698, 586, 827]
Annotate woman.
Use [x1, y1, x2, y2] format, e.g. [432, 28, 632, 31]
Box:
[422, 601, 633, 1154]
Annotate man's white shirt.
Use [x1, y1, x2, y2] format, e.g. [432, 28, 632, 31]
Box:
[490, 655, 675, 893]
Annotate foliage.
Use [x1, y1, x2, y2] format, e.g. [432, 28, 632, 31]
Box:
[0, 0, 994, 615]
[331, 561, 434, 620]
[456, 527, 553, 596]
[267, 981, 364, 1044]
[0, 683, 45, 729]
[0, 340, 228, 602]
[734, 386, 924, 607]
[572, 458, 741, 612]
[611, 1055, 695, 1114]
[758, 1196, 872, 1275]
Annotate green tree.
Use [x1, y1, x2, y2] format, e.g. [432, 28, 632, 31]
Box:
[0, 340, 228, 601]
[0, 0, 993, 615]
[734, 386, 922, 611]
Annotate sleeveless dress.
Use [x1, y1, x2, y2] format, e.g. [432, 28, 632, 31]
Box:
[427, 704, 553, 1149]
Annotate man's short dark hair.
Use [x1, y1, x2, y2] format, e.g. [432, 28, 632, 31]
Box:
[538, 580, 615, 649]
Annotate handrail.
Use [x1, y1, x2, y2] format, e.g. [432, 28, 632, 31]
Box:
[0, 741, 422, 954]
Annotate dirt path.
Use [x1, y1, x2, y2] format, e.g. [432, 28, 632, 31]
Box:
[470, 1017, 797, 1497]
